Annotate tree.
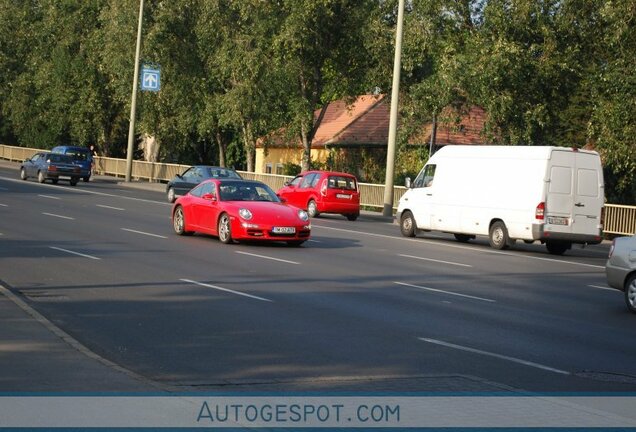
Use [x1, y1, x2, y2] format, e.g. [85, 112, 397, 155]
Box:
[272, 0, 376, 172]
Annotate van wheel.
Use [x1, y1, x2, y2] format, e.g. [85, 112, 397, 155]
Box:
[454, 234, 473, 243]
[307, 200, 319, 218]
[37, 171, 46, 183]
[400, 211, 417, 237]
[20, 168, 27, 180]
[625, 274, 636, 314]
[69, 178, 78, 186]
[345, 213, 359, 221]
[83, 176, 90, 182]
[545, 240, 571, 255]
[489, 221, 512, 250]
[51, 179, 59, 185]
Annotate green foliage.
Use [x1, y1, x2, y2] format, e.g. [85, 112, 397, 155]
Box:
[282, 162, 301, 176]
[0, 0, 633, 202]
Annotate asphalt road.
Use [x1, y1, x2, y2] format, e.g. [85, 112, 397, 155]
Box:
[0, 162, 635, 393]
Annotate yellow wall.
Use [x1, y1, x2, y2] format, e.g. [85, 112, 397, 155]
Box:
[255, 148, 330, 174]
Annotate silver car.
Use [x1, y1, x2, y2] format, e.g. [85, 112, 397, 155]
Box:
[606, 234, 636, 313]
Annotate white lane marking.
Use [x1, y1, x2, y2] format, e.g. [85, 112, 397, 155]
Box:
[1, 176, 169, 206]
[399, 253, 473, 268]
[314, 225, 604, 269]
[49, 246, 100, 260]
[180, 279, 273, 302]
[419, 337, 570, 375]
[38, 194, 60, 200]
[121, 228, 167, 239]
[42, 212, 74, 220]
[97, 204, 125, 211]
[588, 284, 617, 291]
[0, 186, 7, 191]
[394, 281, 496, 303]
[235, 251, 300, 265]
[0, 203, 7, 207]
[308, 239, 322, 243]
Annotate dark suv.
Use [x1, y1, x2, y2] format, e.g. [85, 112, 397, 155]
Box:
[51, 145, 93, 182]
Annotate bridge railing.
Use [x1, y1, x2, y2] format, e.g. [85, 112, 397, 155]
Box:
[1, 144, 633, 235]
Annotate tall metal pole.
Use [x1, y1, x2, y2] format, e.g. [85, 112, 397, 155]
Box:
[125, 0, 144, 182]
[382, 0, 405, 217]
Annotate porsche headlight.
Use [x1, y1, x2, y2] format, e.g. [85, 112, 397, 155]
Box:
[298, 209, 309, 221]
[239, 208, 252, 220]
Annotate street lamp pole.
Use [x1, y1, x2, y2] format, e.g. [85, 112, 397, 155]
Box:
[125, 0, 145, 182]
[382, 0, 405, 217]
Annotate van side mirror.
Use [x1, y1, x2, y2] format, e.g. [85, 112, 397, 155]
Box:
[405, 177, 411, 189]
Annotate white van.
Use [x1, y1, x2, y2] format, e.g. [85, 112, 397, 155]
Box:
[396, 145, 605, 255]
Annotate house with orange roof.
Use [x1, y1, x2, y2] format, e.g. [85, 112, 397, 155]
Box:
[255, 94, 487, 178]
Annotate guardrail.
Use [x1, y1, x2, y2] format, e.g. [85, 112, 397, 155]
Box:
[1, 144, 633, 235]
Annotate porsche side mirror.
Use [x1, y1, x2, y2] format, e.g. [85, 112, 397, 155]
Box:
[202, 193, 216, 201]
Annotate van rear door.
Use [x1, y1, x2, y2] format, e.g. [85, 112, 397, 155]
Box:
[572, 152, 603, 236]
[545, 150, 603, 238]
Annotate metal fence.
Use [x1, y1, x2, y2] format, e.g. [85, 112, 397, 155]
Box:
[1, 144, 633, 235]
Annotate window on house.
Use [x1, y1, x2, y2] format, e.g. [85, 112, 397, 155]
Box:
[275, 164, 283, 175]
[265, 163, 273, 174]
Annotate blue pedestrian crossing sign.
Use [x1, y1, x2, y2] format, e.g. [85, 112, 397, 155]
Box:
[141, 66, 160, 92]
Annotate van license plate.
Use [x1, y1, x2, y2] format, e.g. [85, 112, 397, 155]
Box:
[547, 217, 569, 226]
[272, 227, 296, 234]
[336, 194, 351, 199]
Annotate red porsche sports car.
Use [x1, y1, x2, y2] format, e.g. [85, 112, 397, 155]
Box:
[171, 179, 311, 246]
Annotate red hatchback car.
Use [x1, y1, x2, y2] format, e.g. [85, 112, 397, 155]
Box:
[276, 170, 360, 220]
[172, 179, 311, 246]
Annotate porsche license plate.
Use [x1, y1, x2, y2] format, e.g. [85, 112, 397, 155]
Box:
[272, 226, 296, 234]
[547, 216, 569, 226]
[336, 193, 351, 199]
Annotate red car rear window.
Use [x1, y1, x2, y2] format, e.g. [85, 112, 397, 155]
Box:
[327, 176, 357, 190]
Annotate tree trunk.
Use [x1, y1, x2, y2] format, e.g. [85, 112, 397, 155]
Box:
[242, 122, 256, 172]
[216, 130, 227, 167]
[300, 122, 311, 172]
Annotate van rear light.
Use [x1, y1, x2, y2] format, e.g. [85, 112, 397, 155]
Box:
[535, 202, 545, 220]
[320, 179, 327, 196]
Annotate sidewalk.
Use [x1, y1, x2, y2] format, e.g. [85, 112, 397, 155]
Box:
[0, 283, 160, 392]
